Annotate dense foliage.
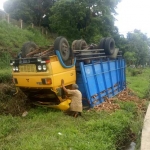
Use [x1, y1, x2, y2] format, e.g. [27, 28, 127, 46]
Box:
[3, 0, 56, 26]
[49, 0, 121, 42]
[3, 0, 150, 65]
[126, 30, 150, 65]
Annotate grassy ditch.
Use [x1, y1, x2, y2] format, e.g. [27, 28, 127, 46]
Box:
[0, 68, 149, 150]
[0, 108, 135, 150]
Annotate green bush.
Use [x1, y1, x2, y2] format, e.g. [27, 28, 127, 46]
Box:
[131, 69, 138, 76]
[127, 67, 143, 76]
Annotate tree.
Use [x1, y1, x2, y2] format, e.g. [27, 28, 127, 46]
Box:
[126, 30, 149, 65]
[124, 51, 136, 65]
[3, 0, 56, 26]
[49, 0, 121, 43]
[4, 0, 33, 23]
[112, 31, 129, 55]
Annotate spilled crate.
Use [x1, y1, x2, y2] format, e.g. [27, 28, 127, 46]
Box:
[77, 58, 126, 107]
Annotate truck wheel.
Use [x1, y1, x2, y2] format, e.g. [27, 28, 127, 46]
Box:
[71, 40, 78, 58]
[104, 37, 115, 55]
[71, 40, 78, 50]
[76, 40, 87, 50]
[54, 36, 70, 61]
[98, 38, 106, 49]
[21, 41, 38, 58]
[71, 39, 87, 50]
[71, 39, 87, 58]
[76, 40, 91, 64]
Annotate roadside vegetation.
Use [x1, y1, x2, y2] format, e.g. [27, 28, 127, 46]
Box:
[127, 67, 150, 99]
[0, 67, 149, 150]
[0, 6, 149, 149]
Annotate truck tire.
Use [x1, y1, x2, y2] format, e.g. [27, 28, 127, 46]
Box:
[76, 40, 87, 50]
[89, 43, 98, 49]
[75, 40, 91, 64]
[98, 38, 106, 49]
[71, 40, 78, 58]
[21, 41, 38, 58]
[104, 37, 115, 55]
[71, 40, 88, 62]
[54, 36, 70, 61]
[71, 40, 78, 50]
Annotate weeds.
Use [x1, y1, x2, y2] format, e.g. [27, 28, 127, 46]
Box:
[127, 67, 143, 77]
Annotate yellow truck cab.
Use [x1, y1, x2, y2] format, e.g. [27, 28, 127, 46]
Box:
[10, 37, 76, 110]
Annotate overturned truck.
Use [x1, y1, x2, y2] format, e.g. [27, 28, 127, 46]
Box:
[10, 37, 126, 110]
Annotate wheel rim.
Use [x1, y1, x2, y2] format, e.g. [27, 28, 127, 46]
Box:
[71, 40, 77, 50]
[81, 40, 87, 49]
[61, 41, 69, 58]
[110, 41, 115, 54]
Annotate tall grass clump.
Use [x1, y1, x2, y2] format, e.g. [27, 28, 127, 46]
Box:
[0, 52, 12, 82]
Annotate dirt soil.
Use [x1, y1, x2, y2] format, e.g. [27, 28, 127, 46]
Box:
[0, 83, 30, 116]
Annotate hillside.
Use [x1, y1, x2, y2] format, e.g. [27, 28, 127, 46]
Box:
[0, 20, 54, 82]
[0, 21, 54, 53]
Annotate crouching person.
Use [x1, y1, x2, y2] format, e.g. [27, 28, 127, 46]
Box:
[61, 79, 82, 118]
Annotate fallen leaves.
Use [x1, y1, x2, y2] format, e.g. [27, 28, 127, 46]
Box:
[91, 88, 147, 113]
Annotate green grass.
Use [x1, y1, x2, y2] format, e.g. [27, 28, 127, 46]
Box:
[126, 68, 150, 98]
[0, 20, 52, 51]
[0, 52, 12, 82]
[0, 108, 134, 150]
[0, 68, 12, 82]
